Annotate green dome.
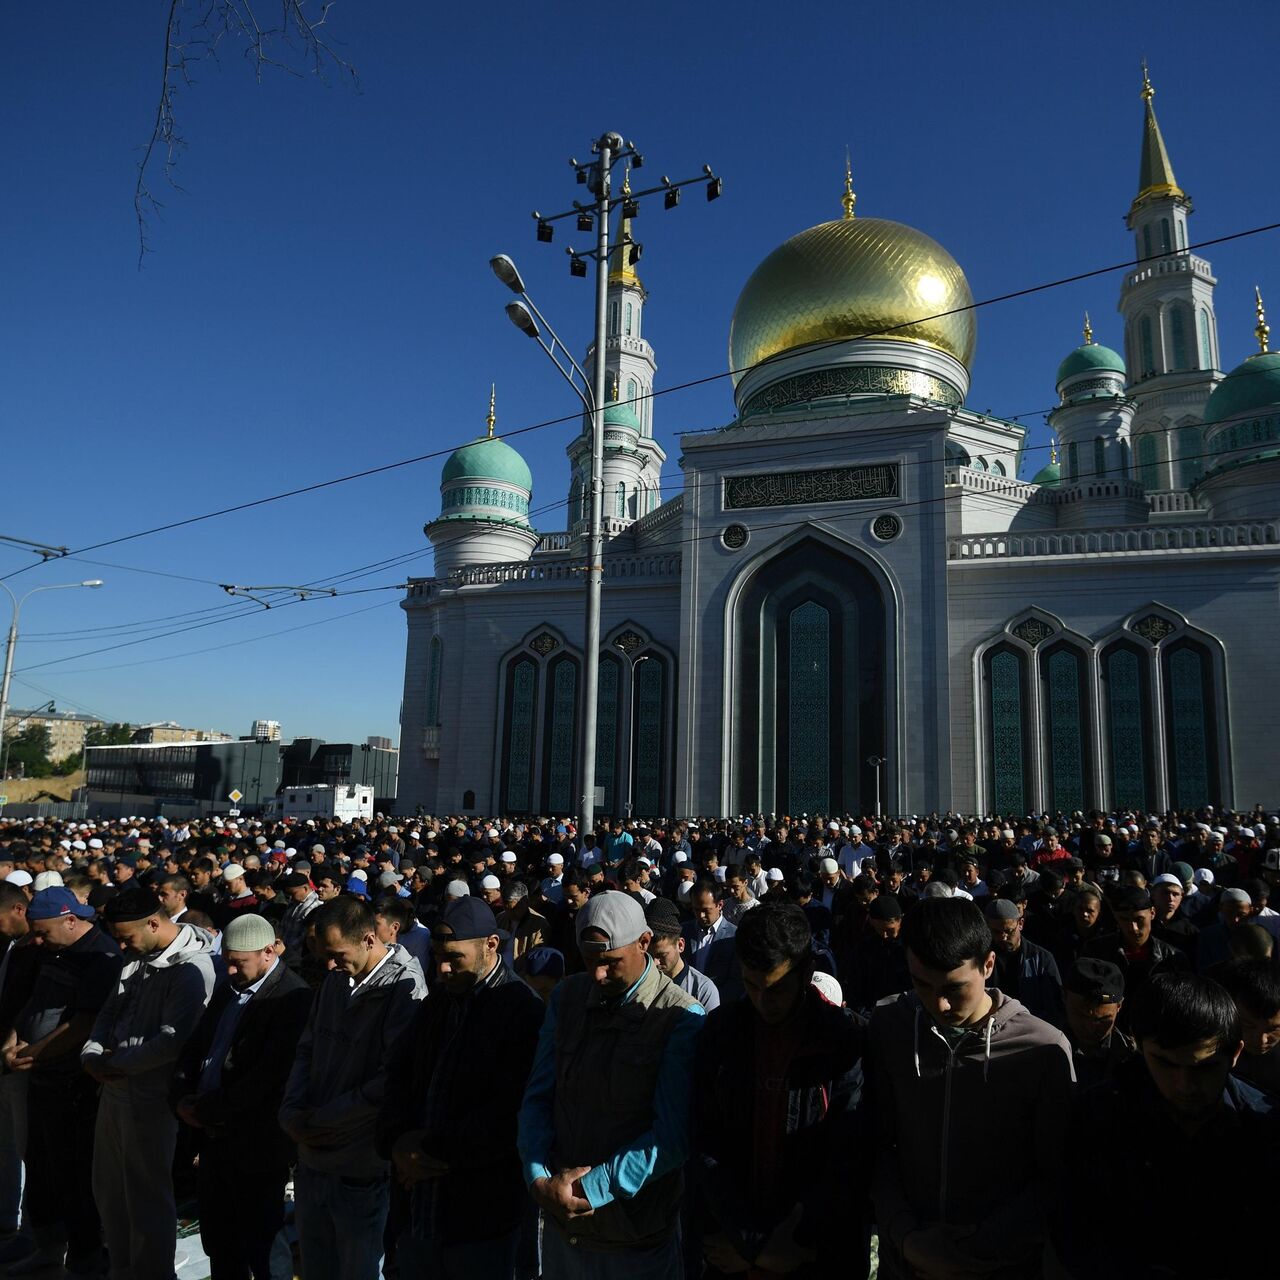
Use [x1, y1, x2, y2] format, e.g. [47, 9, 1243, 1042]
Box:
[1056, 342, 1125, 385]
[603, 401, 641, 431]
[441, 436, 532, 491]
[1032, 459, 1062, 487]
[1202, 352, 1280, 427]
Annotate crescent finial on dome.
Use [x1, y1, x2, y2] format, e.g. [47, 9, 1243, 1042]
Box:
[486, 383, 496, 437]
[1083, 311, 1093, 345]
[841, 147, 856, 221]
[1256, 286, 1271, 356]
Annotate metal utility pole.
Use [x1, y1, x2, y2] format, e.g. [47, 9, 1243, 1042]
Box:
[495, 135, 721, 839]
[578, 130, 617, 845]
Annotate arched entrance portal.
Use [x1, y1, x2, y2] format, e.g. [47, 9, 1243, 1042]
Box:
[732, 537, 887, 815]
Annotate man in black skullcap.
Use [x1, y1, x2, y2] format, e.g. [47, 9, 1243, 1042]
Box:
[845, 895, 910, 1019]
[1062, 958, 1133, 1089]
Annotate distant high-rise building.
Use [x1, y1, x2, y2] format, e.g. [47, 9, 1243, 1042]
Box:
[366, 735, 393, 751]
[250, 719, 282, 742]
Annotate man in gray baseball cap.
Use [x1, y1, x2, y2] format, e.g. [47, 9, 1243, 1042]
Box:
[518, 889, 705, 1275]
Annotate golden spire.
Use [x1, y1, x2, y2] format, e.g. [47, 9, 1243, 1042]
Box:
[608, 164, 640, 287]
[486, 383, 496, 438]
[840, 146, 856, 221]
[1050, 435, 1059, 466]
[1132, 60, 1184, 214]
[1083, 311, 1093, 345]
[1255, 286, 1271, 356]
[610, 371, 620, 402]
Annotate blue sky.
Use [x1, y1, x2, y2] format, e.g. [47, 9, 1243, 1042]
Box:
[2, 2, 1277, 745]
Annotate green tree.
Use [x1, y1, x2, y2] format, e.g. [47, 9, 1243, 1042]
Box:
[86, 723, 134, 748]
[6, 726, 53, 779]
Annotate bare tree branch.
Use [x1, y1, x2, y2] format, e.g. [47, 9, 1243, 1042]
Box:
[135, 0, 358, 267]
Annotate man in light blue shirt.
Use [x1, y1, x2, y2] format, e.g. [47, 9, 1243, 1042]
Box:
[518, 892, 703, 1277]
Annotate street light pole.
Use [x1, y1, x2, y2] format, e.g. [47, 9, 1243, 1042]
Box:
[621, 652, 650, 819]
[0, 579, 104, 780]
[867, 755, 886, 819]
[496, 136, 720, 840]
[578, 131, 618, 843]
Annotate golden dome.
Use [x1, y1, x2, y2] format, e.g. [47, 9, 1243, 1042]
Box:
[728, 216, 977, 386]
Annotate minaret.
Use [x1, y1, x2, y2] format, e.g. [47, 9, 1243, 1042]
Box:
[568, 166, 667, 531]
[1117, 63, 1222, 491]
[1048, 315, 1145, 527]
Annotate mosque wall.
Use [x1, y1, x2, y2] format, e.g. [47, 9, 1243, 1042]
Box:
[947, 554, 1280, 815]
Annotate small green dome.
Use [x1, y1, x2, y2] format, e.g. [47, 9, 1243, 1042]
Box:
[1032, 459, 1062, 487]
[1056, 342, 1126, 386]
[441, 436, 532, 491]
[1202, 351, 1280, 427]
[603, 401, 641, 431]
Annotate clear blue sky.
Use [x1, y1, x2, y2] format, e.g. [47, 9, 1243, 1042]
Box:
[2, 2, 1277, 745]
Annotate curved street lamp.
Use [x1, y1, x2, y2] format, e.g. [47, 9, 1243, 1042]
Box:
[0, 579, 104, 779]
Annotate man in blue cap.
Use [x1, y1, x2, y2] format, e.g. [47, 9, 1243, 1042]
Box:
[377, 896, 545, 1278]
[1, 887, 121, 1276]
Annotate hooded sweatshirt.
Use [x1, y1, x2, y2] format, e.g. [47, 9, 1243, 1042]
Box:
[279, 941, 426, 1176]
[868, 988, 1074, 1279]
[81, 922, 217, 1104]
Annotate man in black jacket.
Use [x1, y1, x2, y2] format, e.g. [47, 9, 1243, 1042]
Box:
[172, 913, 312, 1280]
[984, 897, 1066, 1030]
[693, 902, 867, 1280]
[376, 896, 544, 1279]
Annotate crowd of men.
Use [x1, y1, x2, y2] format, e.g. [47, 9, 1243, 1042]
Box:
[0, 802, 1276, 1279]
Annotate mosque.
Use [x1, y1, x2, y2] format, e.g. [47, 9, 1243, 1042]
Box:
[397, 71, 1280, 820]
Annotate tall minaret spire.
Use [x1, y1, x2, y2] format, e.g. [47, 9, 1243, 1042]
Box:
[1132, 60, 1184, 216]
[609, 165, 641, 287]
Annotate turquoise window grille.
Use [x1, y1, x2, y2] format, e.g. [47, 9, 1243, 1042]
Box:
[1137, 434, 1158, 490]
[1198, 310, 1212, 368]
[544, 659, 577, 816]
[1105, 647, 1147, 810]
[633, 658, 665, 816]
[988, 649, 1026, 814]
[1045, 648, 1086, 813]
[1170, 304, 1189, 370]
[505, 658, 537, 813]
[425, 636, 442, 726]
[788, 601, 830, 814]
[1166, 646, 1212, 809]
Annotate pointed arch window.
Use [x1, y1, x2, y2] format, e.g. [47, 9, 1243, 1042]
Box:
[615, 483, 627, 518]
[608, 302, 620, 337]
[633, 654, 669, 817]
[1175, 425, 1203, 487]
[1101, 642, 1152, 810]
[990, 460, 1006, 477]
[1198, 310, 1212, 369]
[1142, 225, 1152, 260]
[1067, 441, 1079, 483]
[1170, 304, 1190, 370]
[985, 645, 1029, 815]
[1139, 315, 1155, 377]
[569, 473, 584, 524]
[624, 303, 633, 336]
[1093, 438, 1107, 480]
[542, 655, 579, 815]
[501, 656, 538, 814]
[1163, 640, 1218, 809]
[425, 636, 443, 727]
[1042, 643, 1090, 813]
[1119, 438, 1131, 477]
[1137, 434, 1158, 490]
[1160, 217, 1171, 254]
[626, 378, 638, 411]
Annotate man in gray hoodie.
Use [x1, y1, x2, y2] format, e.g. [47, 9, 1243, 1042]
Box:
[280, 894, 426, 1280]
[81, 885, 217, 1280]
[868, 897, 1074, 1280]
